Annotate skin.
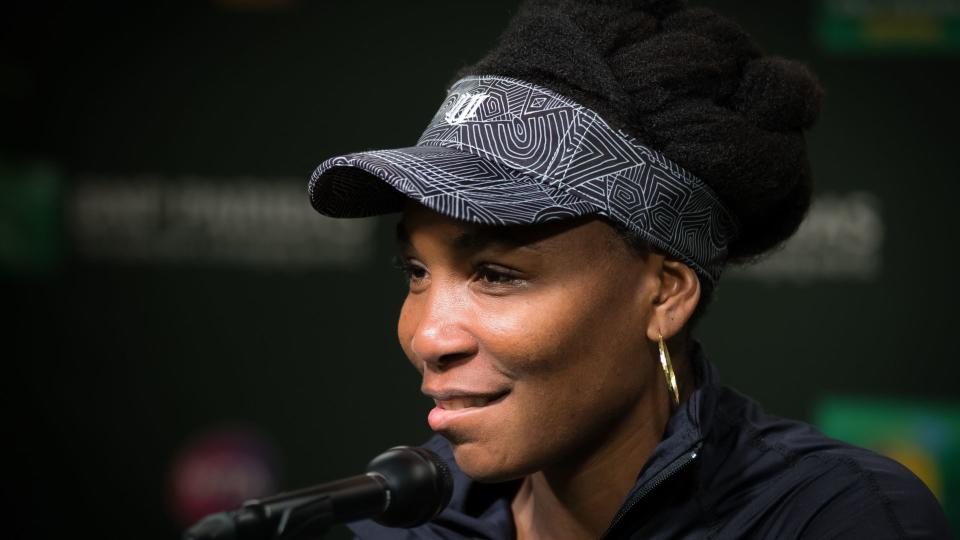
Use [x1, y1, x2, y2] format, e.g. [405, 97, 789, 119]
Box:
[395, 202, 701, 539]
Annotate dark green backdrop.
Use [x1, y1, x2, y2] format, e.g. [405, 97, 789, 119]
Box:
[3, 1, 958, 539]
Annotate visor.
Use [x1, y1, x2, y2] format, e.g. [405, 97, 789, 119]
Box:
[308, 75, 738, 284]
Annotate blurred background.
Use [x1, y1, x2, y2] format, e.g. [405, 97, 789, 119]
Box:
[3, 0, 959, 538]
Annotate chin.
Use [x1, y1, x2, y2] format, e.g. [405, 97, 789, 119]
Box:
[448, 438, 528, 483]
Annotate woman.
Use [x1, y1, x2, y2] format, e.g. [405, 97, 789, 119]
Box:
[308, 1, 949, 538]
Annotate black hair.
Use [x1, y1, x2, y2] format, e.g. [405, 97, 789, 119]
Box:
[452, 0, 824, 322]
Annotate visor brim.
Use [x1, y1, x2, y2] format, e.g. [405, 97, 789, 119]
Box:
[308, 145, 598, 226]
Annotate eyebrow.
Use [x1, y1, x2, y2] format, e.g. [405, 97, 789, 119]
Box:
[395, 221, 542, 254]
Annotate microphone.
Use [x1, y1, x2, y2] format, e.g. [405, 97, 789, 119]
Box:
[183, 446, 453, 540]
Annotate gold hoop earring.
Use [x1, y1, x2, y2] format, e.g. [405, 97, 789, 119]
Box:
[658, 332, 680, 407]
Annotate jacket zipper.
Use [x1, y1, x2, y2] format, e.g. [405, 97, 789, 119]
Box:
[598, 442, 703, 540]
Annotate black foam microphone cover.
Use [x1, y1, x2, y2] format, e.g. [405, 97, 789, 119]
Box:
[369, 446, 454, 527]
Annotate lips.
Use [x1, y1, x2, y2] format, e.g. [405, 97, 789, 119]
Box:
[434, 392, 507, 410]
[424, 390, 509, 431]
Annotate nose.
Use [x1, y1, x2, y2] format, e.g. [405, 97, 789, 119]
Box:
[405, 287, 479, 372]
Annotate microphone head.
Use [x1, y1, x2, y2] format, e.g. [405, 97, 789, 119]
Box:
[366, 446, 454, 528]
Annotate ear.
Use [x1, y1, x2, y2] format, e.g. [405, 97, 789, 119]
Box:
[644, 255, 702, 341]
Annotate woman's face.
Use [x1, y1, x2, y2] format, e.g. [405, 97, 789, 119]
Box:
[396, 203, 663, 482]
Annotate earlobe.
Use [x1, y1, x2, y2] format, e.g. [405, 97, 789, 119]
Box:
[645, 258, 701, 342]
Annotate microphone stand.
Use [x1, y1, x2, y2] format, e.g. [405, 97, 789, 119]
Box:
[184, 473, 389, 540]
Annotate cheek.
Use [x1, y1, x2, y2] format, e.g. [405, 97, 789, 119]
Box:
[481, 281, 644, 378]
[474, 302, 536, 364]
[510, 290, 647, 418]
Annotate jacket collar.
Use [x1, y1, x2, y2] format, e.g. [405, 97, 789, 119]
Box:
[636, 339, 713, 486]
[600, 340, 714, 538]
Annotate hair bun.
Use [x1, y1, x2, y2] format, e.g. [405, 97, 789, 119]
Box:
[732, 56, 823, 132]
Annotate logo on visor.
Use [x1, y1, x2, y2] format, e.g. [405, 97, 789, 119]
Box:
[444, 92, 489, 125]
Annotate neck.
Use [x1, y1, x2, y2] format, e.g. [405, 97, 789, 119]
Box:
[511, 347, 693, 539]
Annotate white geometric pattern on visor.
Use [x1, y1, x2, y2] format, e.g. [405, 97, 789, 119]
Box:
[309, 75, 738, 284]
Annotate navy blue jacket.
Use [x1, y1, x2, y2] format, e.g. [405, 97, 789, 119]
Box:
[349, 343, 951, 539]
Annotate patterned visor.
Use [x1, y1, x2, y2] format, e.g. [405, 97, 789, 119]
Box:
[308, 75, 738, 284]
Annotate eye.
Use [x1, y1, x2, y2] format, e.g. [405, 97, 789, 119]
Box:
[475, 264, 527, 289]
[393, 256, 428, 288]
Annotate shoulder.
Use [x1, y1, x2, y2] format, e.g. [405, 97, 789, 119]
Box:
[699, 387, 951, 539]
[789, 445, 951, 539]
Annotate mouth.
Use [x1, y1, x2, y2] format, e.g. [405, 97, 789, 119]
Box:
[425, 390, 510, 431]
[433, 391, 509, 410]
